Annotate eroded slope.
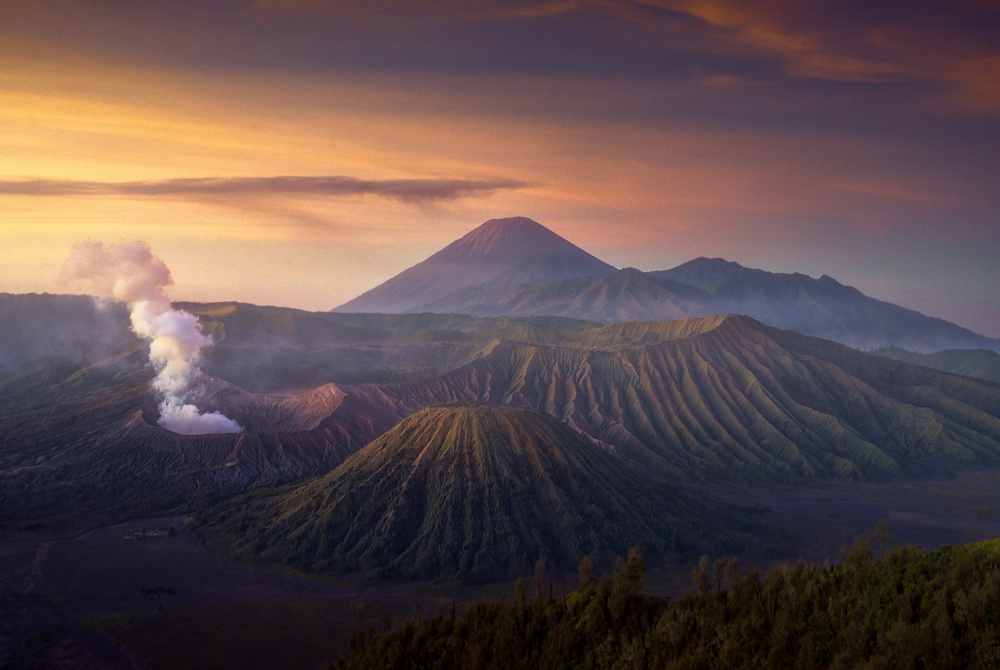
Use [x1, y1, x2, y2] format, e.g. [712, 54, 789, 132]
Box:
[198, 404, 714, 582]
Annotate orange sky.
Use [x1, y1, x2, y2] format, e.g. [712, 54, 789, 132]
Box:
[2, 1, 998, 335]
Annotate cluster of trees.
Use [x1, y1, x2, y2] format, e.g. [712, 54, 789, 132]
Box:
[336, 535, 1000, 669]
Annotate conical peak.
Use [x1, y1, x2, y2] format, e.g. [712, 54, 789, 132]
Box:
[481, 216, 544, 229]
[437, 217, 596, 264]
[333, 216, 614, 314]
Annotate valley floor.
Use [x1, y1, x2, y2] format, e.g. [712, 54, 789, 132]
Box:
[3, 469, 1000, 669]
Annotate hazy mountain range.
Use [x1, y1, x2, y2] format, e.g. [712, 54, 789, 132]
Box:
[3, 215, 1000, 584]
[4, 295, 1000, 537]
[335, 217, 1000, 354]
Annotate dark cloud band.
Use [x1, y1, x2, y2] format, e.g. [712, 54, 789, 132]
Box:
[0, 176, 528, 203]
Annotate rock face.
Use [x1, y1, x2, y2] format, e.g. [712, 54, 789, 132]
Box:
[197, 404, 708, 582]
[333, 217, 615, 314]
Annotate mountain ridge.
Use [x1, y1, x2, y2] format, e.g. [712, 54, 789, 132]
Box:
[333, 219, 999, 353]
[4, 296, 1000, 533]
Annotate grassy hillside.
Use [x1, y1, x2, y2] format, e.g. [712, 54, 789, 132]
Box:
[196, 404, 722, 583]
[339, 537, 1000, 669]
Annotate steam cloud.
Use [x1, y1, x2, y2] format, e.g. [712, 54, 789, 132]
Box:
[58, 240, 243, 435]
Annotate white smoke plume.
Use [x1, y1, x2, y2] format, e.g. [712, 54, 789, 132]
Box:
[58, 240, 242, 435]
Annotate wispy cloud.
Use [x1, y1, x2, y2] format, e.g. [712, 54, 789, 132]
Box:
[637, 0, 1000, 102]
[0, 176, 528, 204]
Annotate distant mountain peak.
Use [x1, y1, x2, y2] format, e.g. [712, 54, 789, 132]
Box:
[690, 256, 741, 267]
[480, 216, 545, 230]
[437, 216, 597, 264]
[334, 216, 614, 314]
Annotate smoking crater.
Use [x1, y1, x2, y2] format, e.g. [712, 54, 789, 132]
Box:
[59, 240, 242, 435]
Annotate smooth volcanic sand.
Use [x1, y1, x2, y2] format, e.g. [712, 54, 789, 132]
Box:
[0, 515, 412, 669]
[708, 469, 1000, 566]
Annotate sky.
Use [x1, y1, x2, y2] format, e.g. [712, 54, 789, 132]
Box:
[2, 0, 999, 336]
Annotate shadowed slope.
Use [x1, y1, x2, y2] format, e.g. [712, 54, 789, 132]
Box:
[0, 293, 138, 371]
[198, 404, 710, 583]
[0, 359, 381, 524]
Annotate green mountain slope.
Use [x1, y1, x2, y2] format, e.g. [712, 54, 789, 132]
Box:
[0, 294, 602, 526]
[197, 404, 714, 583]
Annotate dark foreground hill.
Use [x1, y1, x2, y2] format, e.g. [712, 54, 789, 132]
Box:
[338, 537, 1000, 669]
[197, 404, 720, 583]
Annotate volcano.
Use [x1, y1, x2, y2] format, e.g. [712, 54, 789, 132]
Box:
[333, 217, 615, 314]
[197, 403, 711, 582]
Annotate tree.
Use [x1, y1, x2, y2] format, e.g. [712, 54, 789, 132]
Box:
[691, 554, 712, 596]
[578, 555, 596, 595]
[619, 547, 648, 597]
[534, 559, 547, 601]
[515, 577, 527, 606]
[714, 559, 726, 592]
[874, 519, 892, 560]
